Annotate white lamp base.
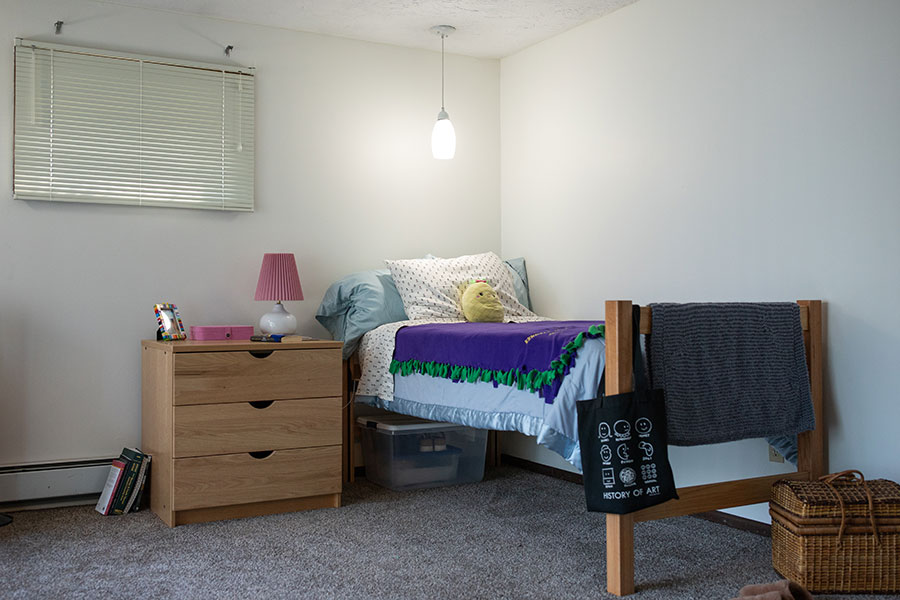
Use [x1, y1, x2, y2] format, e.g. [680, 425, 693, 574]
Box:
[258, 302, 297, 335]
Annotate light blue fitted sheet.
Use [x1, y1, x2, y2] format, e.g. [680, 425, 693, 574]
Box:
[357, 337, 605, 472]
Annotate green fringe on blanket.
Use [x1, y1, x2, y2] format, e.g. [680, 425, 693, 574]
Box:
[389, 324, 605, 395]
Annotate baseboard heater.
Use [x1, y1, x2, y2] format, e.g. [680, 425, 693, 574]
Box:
[0, 458, 114, 503]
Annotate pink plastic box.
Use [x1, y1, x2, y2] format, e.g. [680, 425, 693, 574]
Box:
[189, 325, 254, 340]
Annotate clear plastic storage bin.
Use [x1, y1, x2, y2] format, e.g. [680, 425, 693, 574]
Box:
[357, 414, 488, 490]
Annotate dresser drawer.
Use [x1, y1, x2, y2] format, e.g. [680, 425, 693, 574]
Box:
[174, 397, 341, 458]
[173, 445, 341, 511]
[173, 348, 341, 405]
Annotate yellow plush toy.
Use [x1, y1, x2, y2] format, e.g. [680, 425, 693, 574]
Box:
[461, 279, 504, 323]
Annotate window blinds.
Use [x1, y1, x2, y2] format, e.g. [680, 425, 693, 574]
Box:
[14, 40, 255, 211]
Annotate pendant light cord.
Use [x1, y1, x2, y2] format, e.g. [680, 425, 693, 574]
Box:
[441, 34, 445, 110]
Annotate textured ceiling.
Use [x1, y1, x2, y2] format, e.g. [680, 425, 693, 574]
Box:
[102, 0, 639, 58]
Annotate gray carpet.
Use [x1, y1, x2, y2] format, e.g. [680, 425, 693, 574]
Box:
[0, 467, 878, 599]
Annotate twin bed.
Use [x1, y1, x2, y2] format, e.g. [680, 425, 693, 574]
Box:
[319, 254, 824, 596]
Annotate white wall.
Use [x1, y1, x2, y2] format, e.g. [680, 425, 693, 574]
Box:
[0, 0, 500, 467]
[501, 0, 900, 521]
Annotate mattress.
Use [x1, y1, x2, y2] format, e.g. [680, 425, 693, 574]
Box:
[357, 332, 605, 472]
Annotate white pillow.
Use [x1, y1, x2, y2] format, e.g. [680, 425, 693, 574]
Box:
[385, 252, 535, 321]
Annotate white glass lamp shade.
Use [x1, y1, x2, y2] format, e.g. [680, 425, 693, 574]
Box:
[432, 110, 456, 160]
[258, 301, 298, 335]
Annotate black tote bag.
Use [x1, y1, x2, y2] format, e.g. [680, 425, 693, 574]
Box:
[576, 306, 678, 514]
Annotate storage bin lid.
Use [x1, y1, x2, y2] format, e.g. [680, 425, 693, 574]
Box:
[357, 414, 464, 434]
[772, 477, 900, 520]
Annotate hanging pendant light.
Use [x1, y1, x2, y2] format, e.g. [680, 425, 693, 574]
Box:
[431, 25, 456, 160]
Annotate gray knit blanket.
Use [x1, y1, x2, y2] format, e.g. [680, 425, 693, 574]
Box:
[647, 303, 815, 447]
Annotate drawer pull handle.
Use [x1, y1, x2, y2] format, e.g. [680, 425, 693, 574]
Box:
[248, 400, 274, 409]
[249, 350, 274, 359]
[249, 450, 275, 459]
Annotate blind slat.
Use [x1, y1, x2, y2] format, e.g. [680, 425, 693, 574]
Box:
[14, 42, 255, 211]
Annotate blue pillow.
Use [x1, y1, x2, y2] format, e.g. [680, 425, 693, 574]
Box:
[315, 269, 408, 359]
[316, 257, 532, 359]
[504, 257, 533, 311]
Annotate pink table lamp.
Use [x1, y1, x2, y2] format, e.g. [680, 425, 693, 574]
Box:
[254, 253, 304, 335]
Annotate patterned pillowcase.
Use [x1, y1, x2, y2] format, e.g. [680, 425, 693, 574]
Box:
[385, 252, 535, 321]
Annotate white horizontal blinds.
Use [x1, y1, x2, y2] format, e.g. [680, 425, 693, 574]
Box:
[14, 46, 55, 200]
[13, 41, 255, 211]
[226, 72, 255, 209]
[50, 49, 142, 205]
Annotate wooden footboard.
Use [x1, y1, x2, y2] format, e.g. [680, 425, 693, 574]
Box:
[604, 300, 825, 596]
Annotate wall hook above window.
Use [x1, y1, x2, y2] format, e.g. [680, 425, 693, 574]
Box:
[225, 45, 234, 57]
[54, 21, 64, 35]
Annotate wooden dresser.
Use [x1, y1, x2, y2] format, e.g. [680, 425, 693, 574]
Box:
[141, 338, 343, 527]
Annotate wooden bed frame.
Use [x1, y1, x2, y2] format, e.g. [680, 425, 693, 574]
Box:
[602, 300, 824, 595]
[341, 299, 825, 596]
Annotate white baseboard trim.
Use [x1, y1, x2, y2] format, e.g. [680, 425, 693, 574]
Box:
[0, 460, 112, 503]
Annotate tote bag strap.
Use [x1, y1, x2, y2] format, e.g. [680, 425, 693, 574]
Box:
[631, 304, 650, 392]
[597, 304, 649, 395]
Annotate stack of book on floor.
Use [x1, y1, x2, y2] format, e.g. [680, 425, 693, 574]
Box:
[95, 448, 151, 516]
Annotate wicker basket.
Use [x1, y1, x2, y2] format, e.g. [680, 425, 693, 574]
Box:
[770, 470, 900, 594]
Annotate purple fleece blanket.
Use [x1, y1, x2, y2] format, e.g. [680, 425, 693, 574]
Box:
[390, 320, 604, 403]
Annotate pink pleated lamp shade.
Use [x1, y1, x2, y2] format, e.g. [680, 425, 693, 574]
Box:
[254, 253, 304, 301]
